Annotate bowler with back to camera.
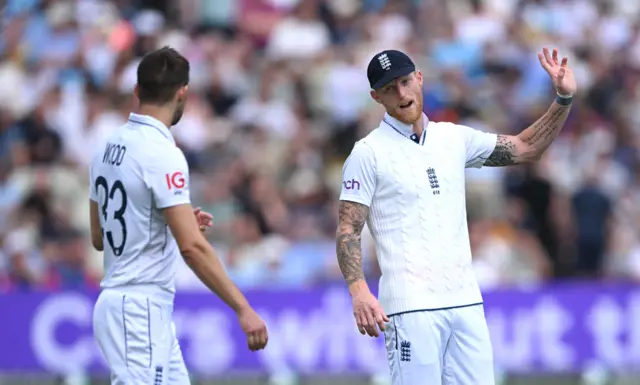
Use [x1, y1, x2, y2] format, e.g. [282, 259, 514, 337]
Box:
[336, 47, 576, 384]
[89, 47, 268, 385]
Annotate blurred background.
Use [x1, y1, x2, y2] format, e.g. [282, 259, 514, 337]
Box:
[2, 0, 640, 384]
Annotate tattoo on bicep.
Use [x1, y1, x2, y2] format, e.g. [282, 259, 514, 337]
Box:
[336, 201, 369, 285]
[483, 135, 516, 167]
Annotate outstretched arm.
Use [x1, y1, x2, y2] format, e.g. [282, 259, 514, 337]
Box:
[336, 200, 369, 288]
[483, 47, 577, 167]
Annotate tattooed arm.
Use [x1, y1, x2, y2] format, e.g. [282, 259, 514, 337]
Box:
[484, 47, 577, 167]
[336, 199, 388, 337]
[483, 100, 572, 167]
[336, 200, 369, 288]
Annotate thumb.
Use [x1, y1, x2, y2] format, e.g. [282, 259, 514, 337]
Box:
[556, 66, 566, 81]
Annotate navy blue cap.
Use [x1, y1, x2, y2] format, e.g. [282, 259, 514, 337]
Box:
[367, 50, 416, 90]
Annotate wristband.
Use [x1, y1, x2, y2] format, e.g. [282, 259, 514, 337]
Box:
[555, 93, 573, 106]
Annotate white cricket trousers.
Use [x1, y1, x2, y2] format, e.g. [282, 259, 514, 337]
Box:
[384, 304, 494, 385]
[93, 289, 190, 385]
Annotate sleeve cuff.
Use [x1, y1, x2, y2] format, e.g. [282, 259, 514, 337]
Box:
[156, 199, 191, 209]
[339, 195, 371, 207]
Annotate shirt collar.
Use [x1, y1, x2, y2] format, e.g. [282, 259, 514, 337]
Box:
[382, 112, 429, 145]
[128, 113, 175, 145]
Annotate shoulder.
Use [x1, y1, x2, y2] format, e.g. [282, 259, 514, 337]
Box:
[144, 144, 187, 173]
[431, 120, 495, 136]
[355, 126, 391, 152]
[346, 137, 376, 165]
[427, 121, 464, 138]
[428, 121, 496, 145]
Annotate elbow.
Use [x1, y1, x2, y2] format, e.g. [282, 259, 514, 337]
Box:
[91, 235, 103, 251]
[336, 228, 350, 243]
[520, 145, 544, 163]
[514, 136, 545, 163]
[525, 152, 543, 163]
[179, 239, 209, 265]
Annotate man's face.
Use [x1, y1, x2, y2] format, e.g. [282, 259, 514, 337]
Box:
[371, 71, 424, 124]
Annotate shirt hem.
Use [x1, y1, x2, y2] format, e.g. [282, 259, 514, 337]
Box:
[100, 283, 174, 306]
[386, 302, 484, 317]
[380, 289, 483, 316]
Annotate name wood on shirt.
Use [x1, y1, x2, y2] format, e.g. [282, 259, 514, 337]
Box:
[102, 142, 127, 166]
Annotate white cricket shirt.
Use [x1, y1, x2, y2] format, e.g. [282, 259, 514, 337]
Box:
[339, 112, 497, 315]
[89, 113, 191, 304]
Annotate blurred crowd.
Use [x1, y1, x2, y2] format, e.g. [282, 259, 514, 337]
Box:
[1, 0, 640, 292]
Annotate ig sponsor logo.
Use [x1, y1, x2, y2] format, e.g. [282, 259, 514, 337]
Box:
[166, 171, 185, 190]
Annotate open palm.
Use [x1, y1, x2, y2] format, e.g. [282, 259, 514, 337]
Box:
[538, 47, 577, 97]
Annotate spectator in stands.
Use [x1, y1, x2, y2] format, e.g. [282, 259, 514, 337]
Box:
[1, 0, 640, 291]
[571, 168, 613, 278]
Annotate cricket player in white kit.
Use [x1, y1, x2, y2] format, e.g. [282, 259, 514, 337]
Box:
[89, 47, 268, 385]
[336, 48, 577, 384]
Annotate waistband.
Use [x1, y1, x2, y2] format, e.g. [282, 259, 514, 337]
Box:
[100, 283, 174, 306]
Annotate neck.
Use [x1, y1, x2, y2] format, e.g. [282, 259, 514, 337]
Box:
[387, 111, 425, 136]
[412, 114, 424, 136]
[137, 104, 173, 128]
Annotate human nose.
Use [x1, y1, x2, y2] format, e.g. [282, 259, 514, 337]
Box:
[395, 83, 409, 99]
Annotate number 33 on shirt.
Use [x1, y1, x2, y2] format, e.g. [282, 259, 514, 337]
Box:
[88, 115, 191, 289]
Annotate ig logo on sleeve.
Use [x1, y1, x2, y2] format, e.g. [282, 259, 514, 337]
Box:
[166, 171, 185, 191]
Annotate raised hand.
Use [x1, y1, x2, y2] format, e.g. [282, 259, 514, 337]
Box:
[538, 47, 577, 97]
[193, 207, 213, 232]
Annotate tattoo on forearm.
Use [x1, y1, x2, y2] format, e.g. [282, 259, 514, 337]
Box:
[519, 105, 569, 149]
[336, 201, 368, 285]
[484, 103, 571, 167]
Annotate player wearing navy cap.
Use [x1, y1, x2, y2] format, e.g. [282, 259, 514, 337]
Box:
[336, 48, 576, 384]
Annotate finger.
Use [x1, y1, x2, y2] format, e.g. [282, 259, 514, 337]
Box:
[543, 47, 553, 66]
[259, 329, 268, 349]
[207, 219, 213, 227]
[355, 314, 366, 335]
[252, 336, 262, 351]
[194, 207, 201, 215]
[552, 48, 559, 65]
[561, 56, 568, 67]
[375, 312, 386, 332]
[364, 310, 379, 337]
[247, 334, 256, 351]
[202, 212, 213, 220]
[556, 58, 568, 79]
[538, 52, 552, 72]
[250, 331, 262, 350]
[557, 66, 566, 81]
